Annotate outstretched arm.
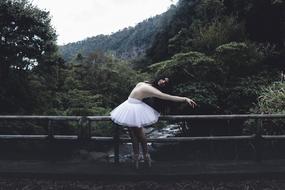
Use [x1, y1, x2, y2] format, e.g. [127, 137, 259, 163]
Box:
[145, 85, 197, 108]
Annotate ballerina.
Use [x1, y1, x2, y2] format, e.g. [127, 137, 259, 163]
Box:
[110, 77, 196, 169]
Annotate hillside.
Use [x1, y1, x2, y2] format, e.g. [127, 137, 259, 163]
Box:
[59, 5, 176, 61]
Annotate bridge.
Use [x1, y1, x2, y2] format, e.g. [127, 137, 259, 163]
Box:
[0, 114, 285, 179]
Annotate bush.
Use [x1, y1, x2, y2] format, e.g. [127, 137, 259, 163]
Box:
[244, 82, 285, 135]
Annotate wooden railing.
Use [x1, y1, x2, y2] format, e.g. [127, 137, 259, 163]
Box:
[0, 114, 285, 164]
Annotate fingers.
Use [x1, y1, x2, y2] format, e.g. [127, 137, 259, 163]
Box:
[190, 101, 196, 108]
[191, 99, 197, 107]
[187, 98, 197, 108]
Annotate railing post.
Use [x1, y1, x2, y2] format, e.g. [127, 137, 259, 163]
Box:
[209, 121, 214, 160]
[47, 119, 56, 161]
[47, 119, 54, 140]
[113, 124, 120, 164]
[255, 118, 263, 162]
[79, 116, 90, 141]
[87, 118, 91, 139]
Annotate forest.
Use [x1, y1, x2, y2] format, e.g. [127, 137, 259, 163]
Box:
[0, 0, 284, 137]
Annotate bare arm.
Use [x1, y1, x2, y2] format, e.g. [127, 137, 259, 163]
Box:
[144, 85, 197, 108]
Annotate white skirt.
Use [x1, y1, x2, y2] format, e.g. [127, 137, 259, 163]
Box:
[110, 97, 160, 127]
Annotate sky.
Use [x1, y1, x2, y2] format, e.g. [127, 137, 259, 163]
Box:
[32, 0, 178, 45]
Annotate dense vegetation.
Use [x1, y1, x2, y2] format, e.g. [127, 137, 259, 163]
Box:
[0, 0, 63, 114]
[0, 0, 284, 136]
[146, 0, 284, 115]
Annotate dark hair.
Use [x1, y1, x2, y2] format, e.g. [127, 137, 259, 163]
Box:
[145, 76, 171, 93]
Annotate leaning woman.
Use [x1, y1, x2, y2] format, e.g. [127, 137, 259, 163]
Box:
[110, 77, 196, 169]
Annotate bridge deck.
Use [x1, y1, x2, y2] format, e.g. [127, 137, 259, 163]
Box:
[1, 159, 285, 179]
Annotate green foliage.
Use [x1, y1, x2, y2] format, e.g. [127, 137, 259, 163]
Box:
[146, 0, 285, 65]
[1, 0, 283, 120]
[149, 51, 223, 113]
[215, 42, 265, 79]
[190, 17, 246, 53]
[168, 15, 246, 55]
[256, 82, 285, 114]
[0, 0, 57, 71]
[59, 90, 107, 116]
[244, 82, 285, 135]
[149, 51, 216, 83]
[0, 0, 60, 114]
[174, 82, 222, 114]
[82, 61, 146, 107]
[216, 42, 279, 113]
[214, 42, 278, 113]
[149, 40, 279, 114]
[147, 0, 228, 62]
[52, 51, 147, 116]
[194, 0, 226, 22]
[221, 75, 269, 113]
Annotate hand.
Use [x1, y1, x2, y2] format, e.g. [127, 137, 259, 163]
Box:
[185, 98, 197, 108]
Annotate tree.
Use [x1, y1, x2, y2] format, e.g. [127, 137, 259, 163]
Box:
[0, 0, 59, 114]
[0, 0, 57, 74]
[149, 51, 222, 114]
[148, 41, 279, 114]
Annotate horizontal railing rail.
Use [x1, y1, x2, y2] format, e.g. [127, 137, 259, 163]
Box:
[0, 114, 285, 164]
[1, 114, 285, 120]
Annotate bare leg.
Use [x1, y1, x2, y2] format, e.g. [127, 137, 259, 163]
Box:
[135, 127, 152, 167]
[129, 128, 140, 169]
[128, 128, 139, 156]
[136, 127, 148, 155]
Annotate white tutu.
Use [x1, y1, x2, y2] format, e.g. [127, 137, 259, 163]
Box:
[110, 97, 160, 127]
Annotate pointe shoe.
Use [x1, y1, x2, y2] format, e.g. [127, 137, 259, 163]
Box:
[144, 153, 152, 168]
[133, 154, 139, 169]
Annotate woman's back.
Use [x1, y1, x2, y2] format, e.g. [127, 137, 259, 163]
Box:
[128, 82, 151, 100]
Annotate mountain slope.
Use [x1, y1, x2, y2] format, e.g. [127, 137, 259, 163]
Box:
[59, 5, 176, 61]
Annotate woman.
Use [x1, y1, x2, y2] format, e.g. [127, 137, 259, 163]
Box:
[110, 77, 197, 169]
